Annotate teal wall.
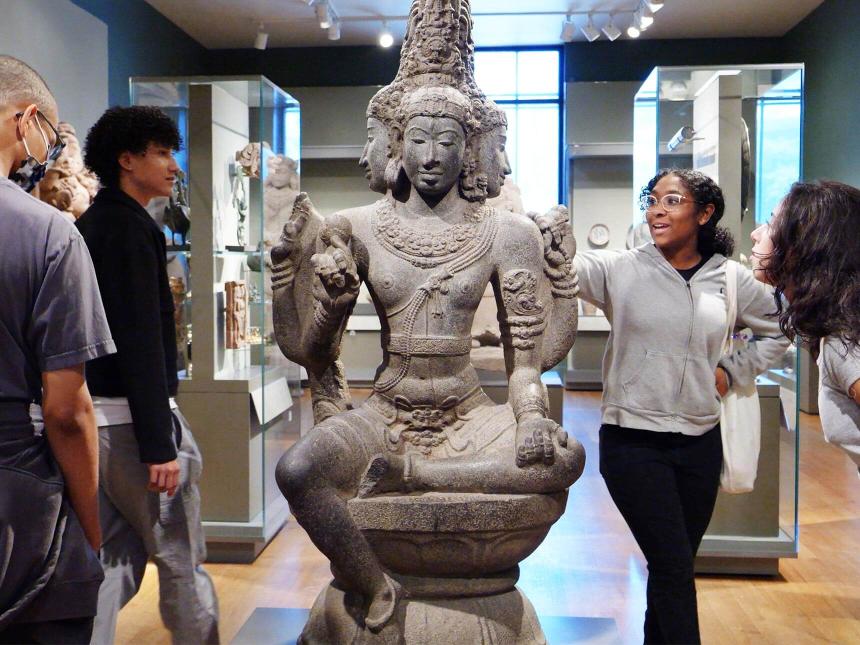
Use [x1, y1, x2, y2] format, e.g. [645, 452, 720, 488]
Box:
[783, 0, 860, 183]
[70, 0, 207, 106]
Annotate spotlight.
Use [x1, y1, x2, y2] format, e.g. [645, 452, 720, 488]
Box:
[560, 15, 576, 42]
[580, 14, 601, 42]
[602, 15, 621, 41]
[254, 23, 268, 50]
[640, 3, 655, 28]
[627, 22, 641, 38]
[379, 22, 394, 48]
[315, 2, 331, 29]
[646, 0, 665, 12]
[328, 20, 341, 40]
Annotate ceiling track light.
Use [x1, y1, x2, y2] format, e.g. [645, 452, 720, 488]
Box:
[580, 13, 601, 42]
[379, 21, 394, 48]
[646, 0, 665, 12]
[328, 20, 341, 40]
[639, 1, 655, 29]
[315, 1, 332, 29]
[602, 14, 621, 41]
[560, 14, 576, 42]
[254, 22, 268, 50]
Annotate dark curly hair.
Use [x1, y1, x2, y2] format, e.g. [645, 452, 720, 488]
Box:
[762, 180, 860, 349]
[84, 106, 181, 188]
[641, 169, 735, 257]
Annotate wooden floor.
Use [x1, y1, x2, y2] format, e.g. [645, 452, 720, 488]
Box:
[114, 390, 860, 644]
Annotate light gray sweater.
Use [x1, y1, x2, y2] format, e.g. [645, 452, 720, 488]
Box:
[818, 338, 860, 465]
[574, 244, 789, 436]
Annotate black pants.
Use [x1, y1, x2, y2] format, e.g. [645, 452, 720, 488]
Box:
[0, 617, 94, 644]
[599, 424, 722, 645]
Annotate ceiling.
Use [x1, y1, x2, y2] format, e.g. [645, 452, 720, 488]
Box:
[144, 0, 826, 49]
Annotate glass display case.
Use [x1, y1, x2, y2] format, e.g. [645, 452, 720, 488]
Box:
[634, 64, 804, 574]
[131, 76, 302, 562]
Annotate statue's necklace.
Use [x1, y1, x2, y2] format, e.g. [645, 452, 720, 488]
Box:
[373, 199, 493, 269]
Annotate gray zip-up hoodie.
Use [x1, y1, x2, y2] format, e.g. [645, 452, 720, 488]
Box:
[574, 244, 789, 436]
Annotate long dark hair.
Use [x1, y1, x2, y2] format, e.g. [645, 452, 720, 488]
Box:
[763, 180, 860, 348]
[641, 169, 735, 257]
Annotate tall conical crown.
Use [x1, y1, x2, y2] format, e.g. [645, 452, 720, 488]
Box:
[367, 0, 505, 134]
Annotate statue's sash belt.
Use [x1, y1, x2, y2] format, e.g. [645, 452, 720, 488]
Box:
[385, 334, 472, 357]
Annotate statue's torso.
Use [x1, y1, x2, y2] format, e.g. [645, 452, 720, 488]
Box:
[347, 200, 502, 407]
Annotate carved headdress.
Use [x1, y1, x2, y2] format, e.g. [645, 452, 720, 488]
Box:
[368, 0, 504, 132]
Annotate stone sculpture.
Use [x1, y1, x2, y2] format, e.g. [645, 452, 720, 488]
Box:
[271, 1, 582, 642]
[165, 168, 190, 246]
[225, 280, 248, 349]
[37, 122, 99, 220]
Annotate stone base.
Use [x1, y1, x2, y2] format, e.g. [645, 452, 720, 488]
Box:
[298, 580, 546, 645]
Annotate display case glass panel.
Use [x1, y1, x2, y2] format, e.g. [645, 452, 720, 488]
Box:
[131, 76, 301, 560]
[633, 65, 804, 570]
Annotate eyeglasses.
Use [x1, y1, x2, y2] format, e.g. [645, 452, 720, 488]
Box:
[639, 193, 702, 211]
[15, 109, 65, 163]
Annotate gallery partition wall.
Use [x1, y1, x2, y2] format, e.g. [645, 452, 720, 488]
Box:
[474, 47, 565, 212]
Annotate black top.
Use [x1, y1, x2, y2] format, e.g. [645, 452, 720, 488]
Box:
[76, 188, 178, 463]
[675, 254, 712, 282]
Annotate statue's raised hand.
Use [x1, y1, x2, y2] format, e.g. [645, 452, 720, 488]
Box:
[528, 205, 575, 270]
[515, 417, 569, 468]
[271, 192, 314, 268]
[310, 214, 360, 317]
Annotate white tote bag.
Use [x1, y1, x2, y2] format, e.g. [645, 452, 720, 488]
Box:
[719, 260, 761, 494]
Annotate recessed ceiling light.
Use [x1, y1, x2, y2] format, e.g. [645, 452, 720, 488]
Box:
[379, 22, 394, 48]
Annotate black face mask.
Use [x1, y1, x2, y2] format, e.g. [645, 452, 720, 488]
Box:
[8, 111, 65, 193]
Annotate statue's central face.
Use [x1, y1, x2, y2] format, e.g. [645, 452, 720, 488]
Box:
[402, 115, 466, 198]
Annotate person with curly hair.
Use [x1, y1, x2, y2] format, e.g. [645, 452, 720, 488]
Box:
[573, 169, 789, 644]
[75, 106, 219, 643]
[751, 180, 860, 464]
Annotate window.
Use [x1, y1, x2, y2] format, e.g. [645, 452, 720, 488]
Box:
[474, 48, 563, 213]
[755, 70, 803, 225]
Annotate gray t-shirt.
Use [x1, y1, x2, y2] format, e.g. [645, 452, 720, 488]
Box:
[0, 176, 115, 403]
[818, 337, 860, 466]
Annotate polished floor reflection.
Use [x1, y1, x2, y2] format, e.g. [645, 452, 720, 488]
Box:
[115, 390, 860, 644]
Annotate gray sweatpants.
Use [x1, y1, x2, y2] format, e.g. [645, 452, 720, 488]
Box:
[90, 411, 219, 644]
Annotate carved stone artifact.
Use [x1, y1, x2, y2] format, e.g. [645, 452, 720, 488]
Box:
[225, 280, 248, 349]
[37, 122, 99, 220]
[271, 1, 583, 642]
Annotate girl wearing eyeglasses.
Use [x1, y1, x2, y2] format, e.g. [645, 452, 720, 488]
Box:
[751, 180, 860, 467]
[573, 169, 789, 644]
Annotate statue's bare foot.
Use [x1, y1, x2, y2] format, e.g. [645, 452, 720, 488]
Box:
[365, 573, 402, 633]
[357, 454, 405, 498]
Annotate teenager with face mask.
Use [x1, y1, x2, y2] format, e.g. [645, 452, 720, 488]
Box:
[751, 180, 860, 467]
[0, 55, 115, 644]
[573, 169, 789, 644]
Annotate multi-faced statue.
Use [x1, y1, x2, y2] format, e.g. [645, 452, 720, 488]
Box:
[269, 0, 583, 640]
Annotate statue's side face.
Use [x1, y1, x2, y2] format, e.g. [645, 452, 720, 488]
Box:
[359, 117, 390, 194]
[402, 115, 466, 198]
[481, 127, 512, 199]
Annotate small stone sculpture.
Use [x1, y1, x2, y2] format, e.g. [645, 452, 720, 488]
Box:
[225, 280, 248, 349]
[271, 1, 583, 642]
[164, 169, 190, 246]
[37, 122, 99, 220]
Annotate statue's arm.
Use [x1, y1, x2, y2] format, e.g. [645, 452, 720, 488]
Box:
[494, 217, 563, 466]
[271, 194, 359, 375]
[528, 206, 580, 371]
